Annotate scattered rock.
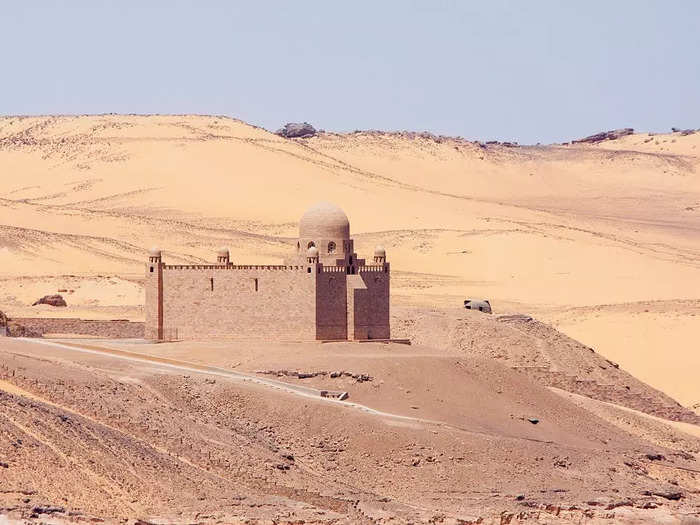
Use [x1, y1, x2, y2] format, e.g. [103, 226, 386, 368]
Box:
[553, 457, 570, 468]
[605, 500, 633, 510]
[496, 314, 532, 323]
[32, 294, 67, 307]
[319, 390, 348, 400]
[644, 453, 665, 461]
[257, 369, 372, 382]
[527, 418, 539, 424]
[573, 128, 634, 144]
[0, 461, 8, 468]
[484, 140, 519, 147]
[671, 451, 695, 461]
[672, 127, 696, 136]
[275, 122, 317, 139]
[652, 490, 683, 500]
[606, 359, 620, 369]
[32, 506, 66, 515]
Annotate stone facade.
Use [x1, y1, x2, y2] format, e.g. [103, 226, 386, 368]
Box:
[145, 202, 390, 341]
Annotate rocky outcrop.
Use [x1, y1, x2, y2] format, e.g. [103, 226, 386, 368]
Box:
[32, 294, 67, 307]
[275, 122, 317, 139]
[671, 127, 697, 136]
[484, 140, 519, 147]
[573, 128, 634, 144]
[0, 311, 7, 336]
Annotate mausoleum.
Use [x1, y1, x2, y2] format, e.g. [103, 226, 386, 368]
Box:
[145, 202, 390, 341]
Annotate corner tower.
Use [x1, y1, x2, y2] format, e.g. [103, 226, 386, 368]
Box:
[145, 247, 163, 340]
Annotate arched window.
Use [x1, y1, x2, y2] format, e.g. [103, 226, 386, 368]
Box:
[328, 241, 336, 254]
[296, 241, 300, 251]
[307, 241, 315, 249]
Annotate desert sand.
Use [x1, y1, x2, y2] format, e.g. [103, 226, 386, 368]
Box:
[0, 115, 699, 522]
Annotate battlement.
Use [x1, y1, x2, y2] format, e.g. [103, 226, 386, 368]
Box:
[163, 264, 307, 271]
[321, 266, 346, 273]
[358, 265, 387, 273]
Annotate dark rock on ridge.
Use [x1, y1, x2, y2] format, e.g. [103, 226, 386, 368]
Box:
[573, 128, 634, 144]
[275, 122, 317, 139]
[671, 127, 697, 136]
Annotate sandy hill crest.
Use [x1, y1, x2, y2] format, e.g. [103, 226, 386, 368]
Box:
[0, 115, 699, 523]
[0, 113, 698, 405]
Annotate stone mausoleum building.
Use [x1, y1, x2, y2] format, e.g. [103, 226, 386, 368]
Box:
[145, 202, 390, 341]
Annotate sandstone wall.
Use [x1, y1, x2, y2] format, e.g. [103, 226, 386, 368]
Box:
[316, 266, 348, 340]
[159, 265, 317, 340]
[353, 265, 390, 340]
[9, 318, 144, 338]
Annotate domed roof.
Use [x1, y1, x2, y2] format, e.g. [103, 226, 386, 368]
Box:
[149, 247, 161, 257]
[307, 246, 319, 257]
[299, 202, 350, 240]
[217, 247, 230, 256]
[374, 245, 386, 257]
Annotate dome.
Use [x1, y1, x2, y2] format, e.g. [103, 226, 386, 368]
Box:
[307, 246, 319, 257]
[299, 201, 350, 240]
[217, 247, 230, 256]
[149, 247, 161, 257]
[374, 245, 386, 257]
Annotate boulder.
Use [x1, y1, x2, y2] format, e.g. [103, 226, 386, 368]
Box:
[32, 294, 67, 307]
[572, 128, 634, 144]
[275, 122, 317, 139]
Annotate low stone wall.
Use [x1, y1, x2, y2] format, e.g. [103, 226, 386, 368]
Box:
[9, 318, 145, 339]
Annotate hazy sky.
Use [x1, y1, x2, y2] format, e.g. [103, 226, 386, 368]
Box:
[2, 1, 699, 143]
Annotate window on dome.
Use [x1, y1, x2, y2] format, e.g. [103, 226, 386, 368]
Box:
[328, 241, 336, 254]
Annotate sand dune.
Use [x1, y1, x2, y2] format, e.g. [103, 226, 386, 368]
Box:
[1, 115, 700, 522]
[1, 114, 697, 409]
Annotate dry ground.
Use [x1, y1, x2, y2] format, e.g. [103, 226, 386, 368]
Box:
[0, 115, 698, 407]
[1, 115, 699, 522]
[1, 332, 699, 524]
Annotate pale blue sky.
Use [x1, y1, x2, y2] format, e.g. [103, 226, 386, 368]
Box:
[1, 1, 698, 143]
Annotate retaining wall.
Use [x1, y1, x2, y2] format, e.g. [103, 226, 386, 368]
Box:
[9, 318, 145, 338]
